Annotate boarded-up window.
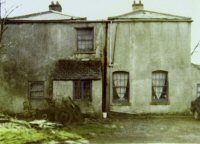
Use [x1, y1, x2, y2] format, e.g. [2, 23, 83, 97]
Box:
[73, 80, 92, 100]
[113, 71, 129, 102]
[152, 71, 168, 102]
[77, 28, 94, 51]
[197, 84, 200, 97]
[29, 81, 44, 99]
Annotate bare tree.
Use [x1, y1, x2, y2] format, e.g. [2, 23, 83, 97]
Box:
[0, 0, 19, 44]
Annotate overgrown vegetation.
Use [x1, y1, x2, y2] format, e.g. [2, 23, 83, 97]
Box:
[0, 124, 83, 144]
[0, 113, 117, 144]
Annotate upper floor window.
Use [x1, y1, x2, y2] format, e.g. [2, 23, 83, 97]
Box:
[197, 84, 200, 97]
[152, 71, 168, 102]
[73, 80, 92, 101]
[76, 28, 94, 52]
[113, 71, 129, 103]
[29, 81, 44, 99]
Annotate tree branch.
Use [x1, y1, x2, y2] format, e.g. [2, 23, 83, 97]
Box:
[191, 40, 200, 56]
[0, 2, 20, 44]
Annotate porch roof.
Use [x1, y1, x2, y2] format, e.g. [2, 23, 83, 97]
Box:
[53, 60, 102, 80]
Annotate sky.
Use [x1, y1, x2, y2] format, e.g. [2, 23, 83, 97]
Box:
[2, 0, 200, 64]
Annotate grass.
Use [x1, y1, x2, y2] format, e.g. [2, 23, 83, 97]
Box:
[64, 120, 116, 139]
[0, 125, 83, 144]
[0, 118, 116, 144]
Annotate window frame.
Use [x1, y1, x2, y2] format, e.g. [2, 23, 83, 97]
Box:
[151, 70, 169, 104]
[112, 71, 129, 103]
[197, 83, 200, 97]
[73, 80, 92, 101]
[29, 81, 45, 99]
[76, 27, 94, 52]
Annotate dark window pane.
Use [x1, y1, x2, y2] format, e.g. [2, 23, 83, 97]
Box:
[74, 81, 81, 99]
[29, 81, 44, 99]
[77, 28, 93, 51]
[74, 80, 92, 100]
[197, 84, 200, 97]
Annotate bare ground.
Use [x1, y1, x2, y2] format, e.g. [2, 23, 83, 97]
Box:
[89, 115, 200, 143]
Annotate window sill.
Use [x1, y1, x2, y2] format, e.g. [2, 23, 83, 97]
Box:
[30, 97, 45, 100]
[73, 99, 92, 103]
[150, 100, 170, 105]
[75, 51, 95, 54]
[111, 101, 131, 106]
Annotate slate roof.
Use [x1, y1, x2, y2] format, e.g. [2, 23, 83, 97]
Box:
[53, 60, 102, 80]
[108, 10, 192, 22]
[8, 10, 86, 21]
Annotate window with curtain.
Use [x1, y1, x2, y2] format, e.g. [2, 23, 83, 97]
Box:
[152, 71, 168, 102]
[113, 71, 129, 102]
[76, 28, 94, 52]
[73, 80, 92, 101]
[197, 84, 200, 97]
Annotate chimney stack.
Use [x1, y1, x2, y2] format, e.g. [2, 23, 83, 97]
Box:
[49, 1, 62, 12]
[132, 0, 144, 11]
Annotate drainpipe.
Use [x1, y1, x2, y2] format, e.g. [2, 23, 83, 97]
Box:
[102, 21, 114, 119]
[109, 21, 113, 109]
[102, 22, 108, 114]
[112, 24, 118, 65]
[103, 21, 113, 119]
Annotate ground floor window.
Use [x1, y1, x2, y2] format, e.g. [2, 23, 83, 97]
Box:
[152, 71, 168, 102]
[113, 71, 129, 102]
[197, 84, 200, 97]
[29, 81, 44, 99]
[73, 80, 92, 101]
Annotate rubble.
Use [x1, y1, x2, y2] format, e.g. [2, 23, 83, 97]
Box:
[29, 119, 63, 129]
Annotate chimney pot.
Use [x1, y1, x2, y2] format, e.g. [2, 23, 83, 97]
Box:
[132, 0, 144, 11]
[49, 1, 62, 12]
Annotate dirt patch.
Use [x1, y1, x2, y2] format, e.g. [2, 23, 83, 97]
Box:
[1, 113, 200, 143]
[90, 115, 200, 143]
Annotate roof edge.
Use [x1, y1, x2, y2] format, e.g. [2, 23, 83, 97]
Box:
[108, 10, 192, 21]
[107, 18, 193, 22]
[5, 19, 192, 24]
[5, 19, 108, 24]
[8, 10, 86, 20]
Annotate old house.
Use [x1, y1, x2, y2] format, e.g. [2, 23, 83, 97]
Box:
[1, 1, 106, 115]
[0, 1, 198, 116]
[107, 1, 193, 114]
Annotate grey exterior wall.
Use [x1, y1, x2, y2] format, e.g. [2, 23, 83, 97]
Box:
[1, 22, 106, 113]
[0, 19, 197, 115]
[53, 80, 102, 114]
[107, 21, 193, 114]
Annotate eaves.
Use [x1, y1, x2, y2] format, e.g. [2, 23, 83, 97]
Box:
[108, 18, 193, 23]
[5, 19, 109, 24]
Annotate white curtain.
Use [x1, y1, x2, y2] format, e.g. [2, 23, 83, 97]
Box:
[152, 72, 166, 99]
[113, 72, 128, 100]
